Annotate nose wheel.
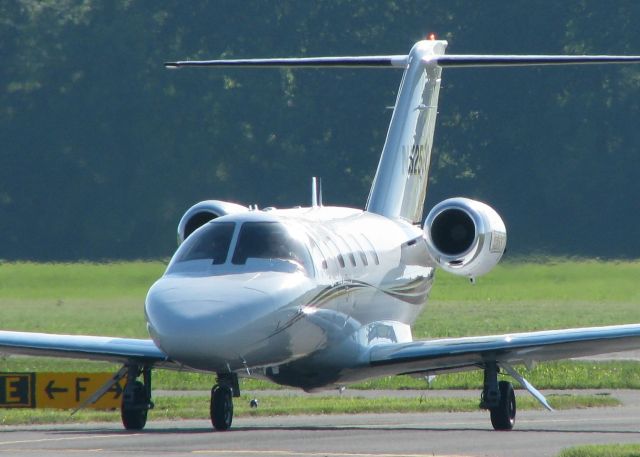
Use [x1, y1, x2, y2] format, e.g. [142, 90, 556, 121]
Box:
[210, 373, 239, 431]
[211, 385, 234, 430]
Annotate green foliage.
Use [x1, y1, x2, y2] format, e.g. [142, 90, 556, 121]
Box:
[1, 2, 640, 260]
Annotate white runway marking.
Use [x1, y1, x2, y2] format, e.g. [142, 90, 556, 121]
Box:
[0, 433, 141, 446]
[192, 451, 469, 457]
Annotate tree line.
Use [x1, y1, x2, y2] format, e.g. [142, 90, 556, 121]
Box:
[2, 1, 640, 260]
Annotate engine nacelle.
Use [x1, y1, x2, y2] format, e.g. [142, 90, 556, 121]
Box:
[423, 197, 507, 278]
[177, 200, 247, 245]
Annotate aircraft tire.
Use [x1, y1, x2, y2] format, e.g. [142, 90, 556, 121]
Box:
[490, 380, 516, 430]
[211, 385, 234, 431]
[121, 380, 148, 430]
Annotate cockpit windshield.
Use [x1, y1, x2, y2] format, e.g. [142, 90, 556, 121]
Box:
[232, 221, 313, 275]
[168, 220, 314, 277]
[174, 221, 235, 265]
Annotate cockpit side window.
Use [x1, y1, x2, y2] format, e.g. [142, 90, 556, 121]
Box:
[175, 222, 235, 264]
[324, 237, 345, 268]
[232, 222, 313, 275]
[307, 235, 328, 270]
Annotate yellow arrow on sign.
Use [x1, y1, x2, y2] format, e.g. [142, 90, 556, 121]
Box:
[44, 379, 69, 399]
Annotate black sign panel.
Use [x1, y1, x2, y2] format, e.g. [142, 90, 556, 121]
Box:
[0, 373, 35, 408]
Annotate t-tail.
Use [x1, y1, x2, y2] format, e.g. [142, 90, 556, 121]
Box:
[166, 41, 640, 224]
[365, 40, 445, 223]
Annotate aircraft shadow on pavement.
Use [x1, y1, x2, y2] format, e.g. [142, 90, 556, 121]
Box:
[34, 424, 640, 436]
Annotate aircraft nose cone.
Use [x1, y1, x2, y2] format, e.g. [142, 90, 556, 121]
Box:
[145, 275, 274, 370]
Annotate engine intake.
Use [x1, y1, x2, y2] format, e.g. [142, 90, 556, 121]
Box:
[424, 197, 506, 278]
[177, 200, 247, 245]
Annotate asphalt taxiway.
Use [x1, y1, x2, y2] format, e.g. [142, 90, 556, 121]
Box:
[1, 390, 639, 457]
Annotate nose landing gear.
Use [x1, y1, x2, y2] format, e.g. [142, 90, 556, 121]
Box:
[210, 373, 240, 431]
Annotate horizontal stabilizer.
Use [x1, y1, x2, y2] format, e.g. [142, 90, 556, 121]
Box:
[165, 55, 408, 68]
[435, 54, 640, 67]
[166, 54, 640, 70]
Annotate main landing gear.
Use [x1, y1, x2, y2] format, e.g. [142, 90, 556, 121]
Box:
[480, 362, 516, 430]
[210, 373, 240, 431]
[121, 365, 154, 430]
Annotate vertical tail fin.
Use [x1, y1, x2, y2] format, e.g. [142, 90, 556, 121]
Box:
[365, 40, 447, 224]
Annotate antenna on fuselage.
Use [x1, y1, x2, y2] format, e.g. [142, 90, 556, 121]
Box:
[311, 177, 323, 208]
[311, 177, 317, 207]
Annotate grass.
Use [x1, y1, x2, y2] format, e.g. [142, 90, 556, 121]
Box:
[419, 259, 640, 337]
[4, 358, 638, 391]
[0, 259, 637, 424]
[351, 360, 640, 390]
[0, 393, 619, 425]
[558, 444, 640, 457]
[0, 260, 639, 393]
[2, 259, 640, 338]
[0, 261, 164, 300]
[0, 261, 163, 337]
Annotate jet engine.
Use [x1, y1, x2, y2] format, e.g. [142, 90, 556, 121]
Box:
[177, 200, 247, 244]
[423, 197, 507, 278]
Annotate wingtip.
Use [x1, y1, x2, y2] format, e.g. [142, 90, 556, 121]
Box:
[164, 62, 180, 69]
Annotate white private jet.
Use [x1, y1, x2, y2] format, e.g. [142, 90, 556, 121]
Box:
[2, 39, 640, 432]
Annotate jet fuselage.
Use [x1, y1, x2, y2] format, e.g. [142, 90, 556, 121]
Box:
[145, 206, 434, 389]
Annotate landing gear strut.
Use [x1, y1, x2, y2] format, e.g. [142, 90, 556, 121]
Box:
[121, 365, 153, 430]
[480, 362, 516, 430]
[210, 373, 239, 431]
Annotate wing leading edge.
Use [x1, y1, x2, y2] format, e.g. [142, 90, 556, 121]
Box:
[368, 323, 640, 377]
[0, 330, 177, 369]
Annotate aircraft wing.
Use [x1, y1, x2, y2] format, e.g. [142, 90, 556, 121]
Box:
[368, 323, 640, 376]
[0, 330, 178, 369]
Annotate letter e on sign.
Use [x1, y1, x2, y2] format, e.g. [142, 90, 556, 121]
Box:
[0, 373, 35, 408]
